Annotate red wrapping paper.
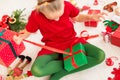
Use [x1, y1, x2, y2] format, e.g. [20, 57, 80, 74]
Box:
[0, 28, 25, 67]
[84, 9, 101, 27]
[110, 27, 120, 47]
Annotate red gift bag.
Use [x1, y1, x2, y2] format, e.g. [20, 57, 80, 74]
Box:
[84, 9, 101, 27]
[0, 28, 25, 67]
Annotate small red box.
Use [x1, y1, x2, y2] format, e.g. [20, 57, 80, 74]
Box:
[84, 10, 101, 27]
[0, 28, 25, 67]
[110, 27, 120, 47]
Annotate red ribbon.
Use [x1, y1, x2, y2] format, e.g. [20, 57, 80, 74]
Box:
[23, 39, 72, 55]
[80, 30, 99, 40]
[64, 49, 86, 68]
[63, 38, 86, 68]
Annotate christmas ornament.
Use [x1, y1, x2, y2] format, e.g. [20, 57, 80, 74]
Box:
[93, 0, 98, 5]
[105, 56, 118, 66]
[0, 9, 26, 32]
[8, 8, 26, 32]
[0, 15, 10, 29]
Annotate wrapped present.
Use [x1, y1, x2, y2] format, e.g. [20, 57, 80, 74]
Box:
[63, 42, 88, 71]
[84, 9, 101, 27]
[110, 27, 120, 47]
[101, 31, 112, 43]
[0, 27, 25, 67]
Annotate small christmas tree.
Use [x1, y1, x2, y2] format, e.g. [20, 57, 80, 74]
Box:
[8, 8, 26, 32]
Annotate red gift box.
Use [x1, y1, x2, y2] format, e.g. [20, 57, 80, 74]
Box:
[110, 27, 120, 47]
[84, 9, 101, 27]
[0, 28, 25, 67]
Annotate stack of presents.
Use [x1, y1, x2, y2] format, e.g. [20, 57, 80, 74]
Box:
[83, 2, 120, 48]
[83, 8, 120, 47]
[0, 9, 28, 80]
[0, 9, 26, 68]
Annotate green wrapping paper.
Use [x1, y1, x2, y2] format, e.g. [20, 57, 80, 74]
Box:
[63, 43, 88, 71]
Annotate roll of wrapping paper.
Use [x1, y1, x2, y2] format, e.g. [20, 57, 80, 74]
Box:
[23, 39, 72, 55]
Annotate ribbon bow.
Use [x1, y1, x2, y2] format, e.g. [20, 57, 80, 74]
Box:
[80, 30, 99, 40]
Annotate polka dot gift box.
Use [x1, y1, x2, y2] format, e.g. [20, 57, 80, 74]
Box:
[0, 27, 25, 67]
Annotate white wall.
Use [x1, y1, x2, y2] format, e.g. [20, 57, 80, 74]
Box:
[1, 0, 120, 19]
[0, 0, 37, 19]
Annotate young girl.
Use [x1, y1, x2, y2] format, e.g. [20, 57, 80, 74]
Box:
[14, 0, 106, 80]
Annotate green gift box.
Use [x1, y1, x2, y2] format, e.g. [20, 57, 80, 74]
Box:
[63, 43, 88, 71]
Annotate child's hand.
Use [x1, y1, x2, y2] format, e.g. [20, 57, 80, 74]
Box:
[91, 12, 107, 21]
[13, 35, 23, 45]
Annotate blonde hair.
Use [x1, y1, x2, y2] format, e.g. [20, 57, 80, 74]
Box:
[36, 0, 64, 13]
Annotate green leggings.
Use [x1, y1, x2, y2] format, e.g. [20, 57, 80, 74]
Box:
[31, 43, 105, 80]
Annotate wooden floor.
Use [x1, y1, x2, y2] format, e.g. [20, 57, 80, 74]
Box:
[0, 0, 120, 80]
